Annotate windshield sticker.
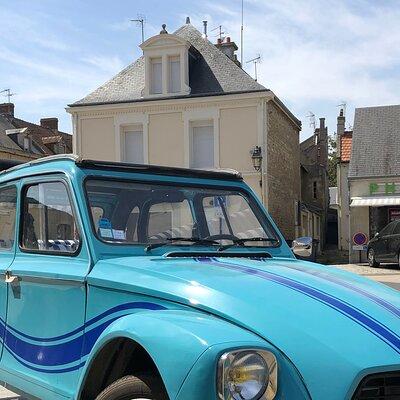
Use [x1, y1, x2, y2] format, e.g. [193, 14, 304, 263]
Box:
[99, 228, 113, 238]
[112, 229, 126, 240]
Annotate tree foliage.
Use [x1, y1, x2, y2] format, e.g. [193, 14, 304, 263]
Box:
[328, 134, 338, 187]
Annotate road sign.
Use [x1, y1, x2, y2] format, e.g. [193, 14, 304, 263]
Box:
[353, 232, 368, 246]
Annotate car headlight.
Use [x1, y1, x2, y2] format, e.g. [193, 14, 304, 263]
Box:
[217, 349, 278, 400]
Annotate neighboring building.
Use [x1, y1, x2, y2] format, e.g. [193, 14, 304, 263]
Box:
[348, 105, 400, 262]
[0, 103, 72, 162]
[67, 19, 302, 241]
[299, 117, 330, 249]
[336, 108, 352, 252]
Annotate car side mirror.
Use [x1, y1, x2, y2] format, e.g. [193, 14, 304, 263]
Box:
[292, 236, 313, 259]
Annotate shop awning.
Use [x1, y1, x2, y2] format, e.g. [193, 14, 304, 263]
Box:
[350, 196, 400, 207]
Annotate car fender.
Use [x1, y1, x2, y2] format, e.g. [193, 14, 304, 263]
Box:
[76, 309, 265, 400]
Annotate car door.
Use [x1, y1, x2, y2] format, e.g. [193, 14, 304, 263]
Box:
[387, 221, 400, 262]
[2, 176, 90, 400]
[0, 184, 18, 360]
[375, 221, 396, 261]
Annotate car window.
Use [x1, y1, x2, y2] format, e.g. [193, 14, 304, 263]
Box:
[21, 181, 80, 254]
[380, 221, 396, 236]
[147, 200, 194, 241]
[0, 186, 17, 250]
[202, 194, 271, 243]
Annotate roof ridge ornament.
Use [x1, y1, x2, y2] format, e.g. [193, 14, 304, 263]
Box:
[160, 24, 168, 34]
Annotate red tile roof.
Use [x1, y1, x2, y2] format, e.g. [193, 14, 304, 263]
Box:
[340, 131, 353, 162]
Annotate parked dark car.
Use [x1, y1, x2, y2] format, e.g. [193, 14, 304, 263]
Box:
[367, 220, 400, 267]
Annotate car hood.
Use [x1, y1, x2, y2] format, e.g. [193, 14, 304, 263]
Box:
[89, 255, 400, 399]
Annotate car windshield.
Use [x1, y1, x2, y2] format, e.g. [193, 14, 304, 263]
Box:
[85, 179, 280, 248]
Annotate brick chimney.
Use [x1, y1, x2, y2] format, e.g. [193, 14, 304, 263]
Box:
[215, 37, 241, 67]
[40, 117, 58, 132]
[336, 109, 345, 158]
[0, 103, 15, 117]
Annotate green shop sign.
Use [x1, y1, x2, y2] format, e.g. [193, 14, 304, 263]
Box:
[369, 182, 399, 195]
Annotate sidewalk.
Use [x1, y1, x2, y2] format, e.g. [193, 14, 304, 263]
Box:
[332, 263, 400, 291]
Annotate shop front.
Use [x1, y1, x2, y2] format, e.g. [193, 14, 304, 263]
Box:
[349, 178, 400, 262]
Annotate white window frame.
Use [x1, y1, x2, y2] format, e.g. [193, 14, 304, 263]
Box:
[183, 109, 219, 169]
[114, 114, 149, 163]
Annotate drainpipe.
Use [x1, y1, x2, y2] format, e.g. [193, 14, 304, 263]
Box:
[261, 99, 267, 207]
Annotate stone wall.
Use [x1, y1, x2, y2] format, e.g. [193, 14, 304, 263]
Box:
[266, 101, 301, 240]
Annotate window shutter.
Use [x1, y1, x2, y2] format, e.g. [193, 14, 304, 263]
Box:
[124, 130, 144, 163]
[191, 124, 214, 168]
[169, 58, 181, 93]
[151, 59, 162, 94]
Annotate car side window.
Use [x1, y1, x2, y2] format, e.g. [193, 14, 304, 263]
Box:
[380, 222, 396, 236]
[21, 181, 80, 254]
[0, 186, 17, 250]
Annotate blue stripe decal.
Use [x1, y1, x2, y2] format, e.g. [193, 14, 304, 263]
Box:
[198, 257, 400, 354]
[0, 302, 166, 373]
[267, 262, 400, 319]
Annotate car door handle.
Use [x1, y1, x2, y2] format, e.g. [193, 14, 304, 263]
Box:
[5, 272, 19, 283]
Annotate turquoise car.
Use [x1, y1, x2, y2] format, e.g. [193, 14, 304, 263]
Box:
[0, 155, 399, 400]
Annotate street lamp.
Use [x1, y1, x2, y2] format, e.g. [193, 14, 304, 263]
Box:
[251, 146, 263, 172]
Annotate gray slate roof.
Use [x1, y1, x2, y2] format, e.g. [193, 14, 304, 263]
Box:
[72, 24, 267, 106]
[0, 115, 27, 150]
[349, 105, 400, 178]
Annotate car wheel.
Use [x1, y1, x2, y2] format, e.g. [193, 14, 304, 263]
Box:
[367, 248, 380, 268]
[95, 375, 165, 400]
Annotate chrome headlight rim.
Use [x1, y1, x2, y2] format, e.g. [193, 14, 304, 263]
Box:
[217, 348, 278, 400]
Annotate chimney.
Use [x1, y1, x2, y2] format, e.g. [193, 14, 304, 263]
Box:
[202, 21, 208, 38]
[336, 108, 345, 159]
[0, 103, 15, 117]
[40, 117, 58, 132]
[215, 37, 241, 67]
[186, 16, 191, 24]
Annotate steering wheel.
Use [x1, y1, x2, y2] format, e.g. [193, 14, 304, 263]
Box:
[203, 234, 241, 242]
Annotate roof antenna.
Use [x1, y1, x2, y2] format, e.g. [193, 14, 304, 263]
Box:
[131, 14, 146, 43]
[246, 55, 261, 81]
[202, 20, 208, 39]
[337, 100, 347, 116]
[211, 25, 225, 41]
[0, 89, 16, 103]
[306, 111, 316, 131]
[241, 0, 244, 67]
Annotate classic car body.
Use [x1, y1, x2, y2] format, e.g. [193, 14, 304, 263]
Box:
[0, 155, 398, 400]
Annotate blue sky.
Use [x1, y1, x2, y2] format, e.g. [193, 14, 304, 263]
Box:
[1, 0, 400, 140]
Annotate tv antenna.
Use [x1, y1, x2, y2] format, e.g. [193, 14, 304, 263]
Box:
[337, 100, 347, 116]
[246, 55, 261, 81]
[211, 25, 225, 40]
[241, 0, 244, 66]
[306, 111, 316, 131]
[131, 14, 146, 43]
[0, 89, 16, 103]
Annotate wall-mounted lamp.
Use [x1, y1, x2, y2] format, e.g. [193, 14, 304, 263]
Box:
[251, 145, 263, 172]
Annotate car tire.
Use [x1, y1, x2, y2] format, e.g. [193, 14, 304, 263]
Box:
[367, 248, 380, 268]
[94, 375, 165, 400]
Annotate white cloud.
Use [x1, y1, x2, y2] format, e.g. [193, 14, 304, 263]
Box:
[204, 0, 400, 137]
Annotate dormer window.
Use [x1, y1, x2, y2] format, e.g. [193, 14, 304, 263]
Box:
[141, 25, 190, 98]
[150, 58, 162, 94]
[169, 56, 181, 93]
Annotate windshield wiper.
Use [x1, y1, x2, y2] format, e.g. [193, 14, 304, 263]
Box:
[218, 237, 279, 251]
[145, 237, 220, 252]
